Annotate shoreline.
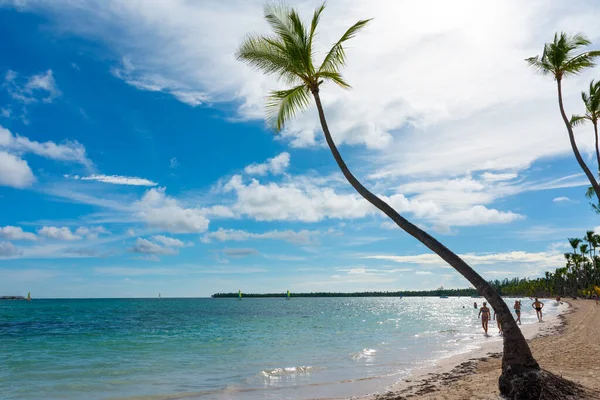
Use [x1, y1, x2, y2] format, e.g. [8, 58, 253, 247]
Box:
[353, 300, 599, 400]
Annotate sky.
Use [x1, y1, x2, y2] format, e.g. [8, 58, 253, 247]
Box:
[1, 0, 600, 298]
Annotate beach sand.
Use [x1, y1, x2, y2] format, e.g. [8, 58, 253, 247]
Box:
[365, 299, 600, 400]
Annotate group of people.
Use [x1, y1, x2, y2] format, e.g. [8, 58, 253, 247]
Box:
[475, 298, 545, 335]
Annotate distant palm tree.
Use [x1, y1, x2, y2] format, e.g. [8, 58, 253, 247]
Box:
[568, 237, 582, 255]
[584, 230, 596, 259]
[236, 3, 565, 397]
[571, 80, 600, 173]
[526, 33, 600, 202]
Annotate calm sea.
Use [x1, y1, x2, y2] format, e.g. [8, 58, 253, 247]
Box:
[0, 297, 562, 400]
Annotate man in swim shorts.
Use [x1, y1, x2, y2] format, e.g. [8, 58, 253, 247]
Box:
[478, 302, 491, 335]
[532, 298, 544, 322]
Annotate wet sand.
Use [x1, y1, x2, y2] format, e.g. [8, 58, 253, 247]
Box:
[368, 299, 600, 399]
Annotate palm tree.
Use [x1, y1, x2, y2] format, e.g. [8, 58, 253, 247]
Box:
[236, 4, 574, 397]
[584, 230, 596, 259]
[571, 80, 600, 174]
[526, 33, 600, 202]
[568, 237, 582, 255]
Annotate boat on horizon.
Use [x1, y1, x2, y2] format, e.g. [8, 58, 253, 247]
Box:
[238, 289, 242, 301]
[26, 292, 31, 302]
[286, 290, 291, 300]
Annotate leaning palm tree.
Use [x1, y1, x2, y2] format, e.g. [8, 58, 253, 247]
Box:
[237, 4, 584, 398]
[526, 33, 600, 203]
[571, 80, 600, 173]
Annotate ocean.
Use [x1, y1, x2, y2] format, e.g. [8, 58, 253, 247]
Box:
[0, 297, 562, 400]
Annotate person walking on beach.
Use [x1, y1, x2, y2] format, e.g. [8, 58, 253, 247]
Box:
[532, 298, 544, 322]
[473, 302, 477, 309]
[478, 302, 491, 335]
[492, 308, 503, 335]
[514, 300, 522, 325]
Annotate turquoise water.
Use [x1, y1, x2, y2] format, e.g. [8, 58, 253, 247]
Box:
[0, 297, 562, 400]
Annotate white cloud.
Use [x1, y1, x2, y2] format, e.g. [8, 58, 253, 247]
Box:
[219, 174, 522, 228]
[37, 226, 81, 241]
[244, 152, 290, 176]
[0, 226, 37, 241]
[201, 227, 325, 245]
[130, 237, 178, 255]
[0, 150, 35, 188]
[363, 250, 565, 275]
[74, 226, 110, 240]
[0, 241, 21, 257]
[553, 196, 571, 203]
[8, 0, 599, 160]
[135, 187, 210, 233]
[151, 235, 189, 248]
[67, 174, 157, 186]
[0, 125, 92, 169]
[3, 69, 61, 104]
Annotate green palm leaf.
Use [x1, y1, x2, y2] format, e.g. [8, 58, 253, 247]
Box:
[318, 19, 371, 75]
[266, 84, 312, 131]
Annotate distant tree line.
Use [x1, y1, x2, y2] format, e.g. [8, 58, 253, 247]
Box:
[212, 287, 479, 298]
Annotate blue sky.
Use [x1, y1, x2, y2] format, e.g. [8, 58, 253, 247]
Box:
[1, 0, 599, 298]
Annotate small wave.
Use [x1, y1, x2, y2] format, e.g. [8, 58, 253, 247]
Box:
[261, 366, 313, 378]
[351, 348, 377, 359]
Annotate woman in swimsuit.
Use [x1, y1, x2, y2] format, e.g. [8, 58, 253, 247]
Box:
[478, 302, 491, 334]
[532, 298, 544, 322]
[514, 300, 521, 325]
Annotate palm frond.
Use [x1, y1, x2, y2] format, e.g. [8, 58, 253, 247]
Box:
[266, 84, 312, 131]
[318, 18, 371, 74]
[586, 185, 595, 199]
[570, 114, 589, 127]
[525, 55, 553, 76]
[563, 51, 600, 77]
[237, 34, 305, 84]
[317, 70, 351, 89]
[262, 3, 315, 80]
[308, 3, 326, 62]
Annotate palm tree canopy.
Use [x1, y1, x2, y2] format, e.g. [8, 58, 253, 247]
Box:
[571, 80, 600, 126]
[526, 32, 600, 80]
[236, 2, 371, 130]
[568, 237, 582, 250]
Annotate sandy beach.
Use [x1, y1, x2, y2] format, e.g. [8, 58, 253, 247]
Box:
[366, 299, 600, 400]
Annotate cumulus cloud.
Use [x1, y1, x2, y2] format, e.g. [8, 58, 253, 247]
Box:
[151, 235, 190, 248]
[0, 125, 92, 170]
[67, 174, 157, 186]
[0, 226, 37, 241]
[244, 152, 290, 176]
[0, 150, 35, 188]
[0, 241, 21, 257]
[130, 237, 178, 255]
[219, 174, 522, 228]
[135, 187, 210, 233]
[37, 226, 81, 241]
[74, 226, 110, 240]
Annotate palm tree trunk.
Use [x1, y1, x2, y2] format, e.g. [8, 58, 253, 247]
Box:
[309, 88, 540, 383]
[595, 121, 600, 177]
[556, 79, 600, 202]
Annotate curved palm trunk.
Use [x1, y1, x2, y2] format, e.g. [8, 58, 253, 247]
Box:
[595, 121, 600, 177]
[556, 79, 600, 202]
[309, 88, 539, 387]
